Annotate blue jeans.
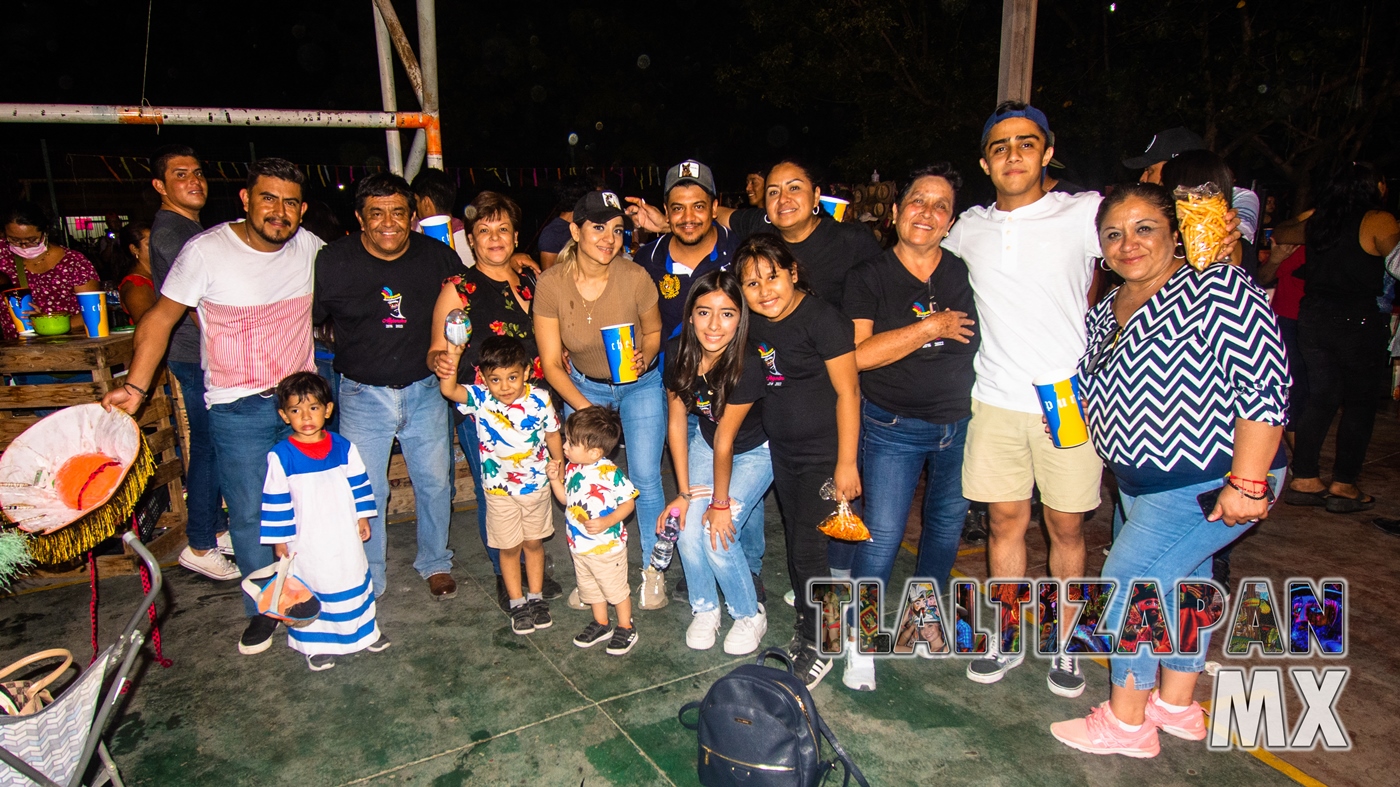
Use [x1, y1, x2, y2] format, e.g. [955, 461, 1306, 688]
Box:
[832, 402, 969, 592]
[456, 416, 500, 575]
[676, 433, 772, 619]
[313, 340, 340, 434]
[1103, 474, 1283, 689]
[568, 366, 667, 560]
[688, 414, 765, 576]
[208, 392, 289, 616]
[338, 374, 455, 596]
[168, 361, 226, 551]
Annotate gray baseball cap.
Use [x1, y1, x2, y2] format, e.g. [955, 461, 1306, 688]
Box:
[664, 160, 716, 199]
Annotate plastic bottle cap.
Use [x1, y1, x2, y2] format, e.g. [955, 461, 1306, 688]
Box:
[669, 507, 681, 516]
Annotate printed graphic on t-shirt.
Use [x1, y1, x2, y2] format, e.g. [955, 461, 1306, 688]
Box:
[694, 393, 713, 420]
[756, 342, 784, 384]
[381, 287, 406, 326]
[910, 300, 943, 348]
[458, 384, 560, 496]
[562, 460, 637, 556]
[660, 273, 681, 299]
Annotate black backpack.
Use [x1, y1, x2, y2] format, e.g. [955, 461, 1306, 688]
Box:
[679, 648, 870, 787]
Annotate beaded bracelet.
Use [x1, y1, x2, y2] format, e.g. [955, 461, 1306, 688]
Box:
[123, 381, 148, 398]
[708, 498, 731, 510]
[1226, 476, 1268, 500]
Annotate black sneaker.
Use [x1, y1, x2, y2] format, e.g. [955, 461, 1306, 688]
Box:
[790, 643, 833, 689]
[495, 575, 510, 613]
[606, 625, 638, 656]
[752, 573, 767, 605]
[238, 614, 278, 655]
[1047, 654, 1086, 698]
[367, 634, 392, 653]
[529, 598, 553, 629]
[510, 604, 535, 635]
[574, 621, 613, 648]
[672, 574, 690, 603]
[1374, 517, 1400, 536]
[306, 653, 335, 671]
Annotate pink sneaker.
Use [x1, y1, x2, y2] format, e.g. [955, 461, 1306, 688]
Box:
[1051, 702, 1160, 758]
[1144, 691, 1207, 741]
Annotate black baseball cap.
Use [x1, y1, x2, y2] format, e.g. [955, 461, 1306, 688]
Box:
[1122, 127, 1206, 169]
[663, 160, 716, 199]
[572, 191, 627, 225]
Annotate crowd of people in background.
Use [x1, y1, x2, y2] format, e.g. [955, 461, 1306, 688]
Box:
[1, 96, 1391, 760]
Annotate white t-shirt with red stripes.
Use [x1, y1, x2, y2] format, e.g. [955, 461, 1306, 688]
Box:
[161, 222, 325, 407]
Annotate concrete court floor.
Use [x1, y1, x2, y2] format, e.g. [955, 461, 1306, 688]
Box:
[3, 408, 1396, 786]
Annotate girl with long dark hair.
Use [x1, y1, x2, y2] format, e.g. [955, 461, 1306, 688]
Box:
[660, 269, 772, 655]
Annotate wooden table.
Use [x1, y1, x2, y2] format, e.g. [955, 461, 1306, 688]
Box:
[0, 331, 187, 576]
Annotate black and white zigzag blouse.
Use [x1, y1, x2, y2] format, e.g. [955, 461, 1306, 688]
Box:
[1078, 263, 1291, 495]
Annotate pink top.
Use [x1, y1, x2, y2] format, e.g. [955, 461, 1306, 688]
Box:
[0, 248, 100, 341]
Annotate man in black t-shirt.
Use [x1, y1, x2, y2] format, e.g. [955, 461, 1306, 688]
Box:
[313, 173, 460, 602]
[634, 161, 737, 344]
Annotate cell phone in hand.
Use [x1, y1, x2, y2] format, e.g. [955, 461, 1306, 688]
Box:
[1197, 482, 1276, 518]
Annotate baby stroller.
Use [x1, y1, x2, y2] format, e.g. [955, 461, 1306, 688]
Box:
[0, 533, 162, 786]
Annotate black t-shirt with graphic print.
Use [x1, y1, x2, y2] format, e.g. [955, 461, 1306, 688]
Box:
[664, 337, 768, 454]
[843, 248, 979, 423]
[729, 209, 882, 308]
[313, 232, 458, 387]
[744, 294, 855, 464]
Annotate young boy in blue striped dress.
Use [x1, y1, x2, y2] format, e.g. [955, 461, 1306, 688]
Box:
[260, 372, 390, 671]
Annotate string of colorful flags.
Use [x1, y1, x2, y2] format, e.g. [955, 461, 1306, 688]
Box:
[66, 155, 667, 190]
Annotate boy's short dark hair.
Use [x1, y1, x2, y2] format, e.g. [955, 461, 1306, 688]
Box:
[275, 372, 333, 410]
[565, 406, 622, 455]
[477, 335, 531, 375]
[410, 168, 457, 215]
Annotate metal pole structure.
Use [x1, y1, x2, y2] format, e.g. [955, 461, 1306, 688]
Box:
[370, 0, 424, 105]
[373, 2, 405, 175]
[403, 129, 428, 183]
[416, 0, 443, 170]
[997, 0, 1039, 104]
[39, 139, 67, 246]
[0, 105, 435, 129]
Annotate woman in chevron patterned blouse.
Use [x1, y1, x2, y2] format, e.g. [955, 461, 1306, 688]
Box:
[1050, 182, 1291, 759]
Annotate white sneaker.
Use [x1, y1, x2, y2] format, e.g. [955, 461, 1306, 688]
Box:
[843, 637, 876, 691]
[179, 546, 241, 580]
[723, 606, 768, 655]
[686, 609, 722, 650]
[216, 531, 235, 556]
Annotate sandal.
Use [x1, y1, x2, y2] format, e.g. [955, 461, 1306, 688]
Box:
[1324, 493, 1375, 514]
[1282, 488, 1328, 507]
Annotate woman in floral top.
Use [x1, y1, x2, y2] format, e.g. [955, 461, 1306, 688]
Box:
[427, 191, 540, 585]
[2, 201, 101, 341]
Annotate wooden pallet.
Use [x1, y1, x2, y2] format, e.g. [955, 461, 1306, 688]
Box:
[0, 331, 188, 578]
[385, 448, 477, 523]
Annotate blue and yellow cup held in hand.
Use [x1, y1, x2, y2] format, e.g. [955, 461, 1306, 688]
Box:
[601, 323, 637, 384]
[1033, 368, 1089, 449]
[420, 215, 454, 249]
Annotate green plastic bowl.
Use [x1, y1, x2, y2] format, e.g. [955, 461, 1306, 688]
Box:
[31, 313, 71, 335]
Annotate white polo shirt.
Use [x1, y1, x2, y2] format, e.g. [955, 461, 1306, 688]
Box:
[942, 190, 1103, 414]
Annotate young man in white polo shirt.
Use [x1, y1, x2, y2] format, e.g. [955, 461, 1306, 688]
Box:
[942, 103, 1102, 699]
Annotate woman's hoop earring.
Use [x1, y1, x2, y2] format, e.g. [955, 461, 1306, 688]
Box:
[762, 214, 772, 225]
[1173, 243, 1187, 260]
[1098, 258, 1112, 272]
[812, 205, 821, 215]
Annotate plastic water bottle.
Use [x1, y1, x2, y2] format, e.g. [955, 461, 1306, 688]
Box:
[445, 309, 472, 346]
[650, 507, 681, 570]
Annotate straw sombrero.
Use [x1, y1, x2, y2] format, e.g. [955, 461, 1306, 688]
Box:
[0, 403, 154, 565]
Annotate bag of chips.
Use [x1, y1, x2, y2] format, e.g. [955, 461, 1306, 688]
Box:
[817, 478, 871, 542]
[1173, 182, 1231, 271]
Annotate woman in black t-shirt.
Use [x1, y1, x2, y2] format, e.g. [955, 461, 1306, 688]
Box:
[737, 234, 860, 689]
[427, 191, 540, 589]
[661, 270, 772, 655]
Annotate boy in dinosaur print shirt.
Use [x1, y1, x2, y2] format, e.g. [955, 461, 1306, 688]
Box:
[440, 336, 563, 634]
[546, 406, 640, 656]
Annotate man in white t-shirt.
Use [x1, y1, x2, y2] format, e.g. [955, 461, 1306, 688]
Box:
[104, 158, 325, 656]
[941, 103, 1102, 698]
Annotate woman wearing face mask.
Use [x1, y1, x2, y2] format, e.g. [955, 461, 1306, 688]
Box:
[661, 269, 772, 656]
[628, 160, 880, 308]
[117, 221, 157, 324]
[737, 234, 861, 689]
[533, 191, 668, 604]
[1, 201, 101, 340]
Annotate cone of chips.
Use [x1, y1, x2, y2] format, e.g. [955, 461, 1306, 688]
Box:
[817, 478, 871, 542]
[1173, 182, 1230, 271]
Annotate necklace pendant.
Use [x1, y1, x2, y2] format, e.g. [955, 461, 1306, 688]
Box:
[587, 315, 592, 324]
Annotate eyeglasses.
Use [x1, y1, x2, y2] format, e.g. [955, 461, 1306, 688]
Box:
[1086, 326, 1123, 377]
[5, 235, 45, 249]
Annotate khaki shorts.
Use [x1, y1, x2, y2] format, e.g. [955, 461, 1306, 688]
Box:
[962, 399, 1103, 512]
[572, 550, 629, 606]
[484, 489, 555, 550]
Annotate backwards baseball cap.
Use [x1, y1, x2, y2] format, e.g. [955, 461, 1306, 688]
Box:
[572, 190, 627, 225]
[664, 159, 716, 199]
[1122, 127, 1206, 170]
[980, 103, 1054, 151]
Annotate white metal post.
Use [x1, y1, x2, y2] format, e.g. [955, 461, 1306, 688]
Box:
[373, 2, 405, 176]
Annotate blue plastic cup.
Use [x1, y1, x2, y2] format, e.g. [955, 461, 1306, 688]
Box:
[420, 215, 454, 248]
[601, 323, 637, 384]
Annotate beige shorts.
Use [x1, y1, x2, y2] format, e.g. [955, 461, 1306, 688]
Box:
[484, 489, 555, 550]
[962, 399, 1103, 512]
[572, 549, 629, 606]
